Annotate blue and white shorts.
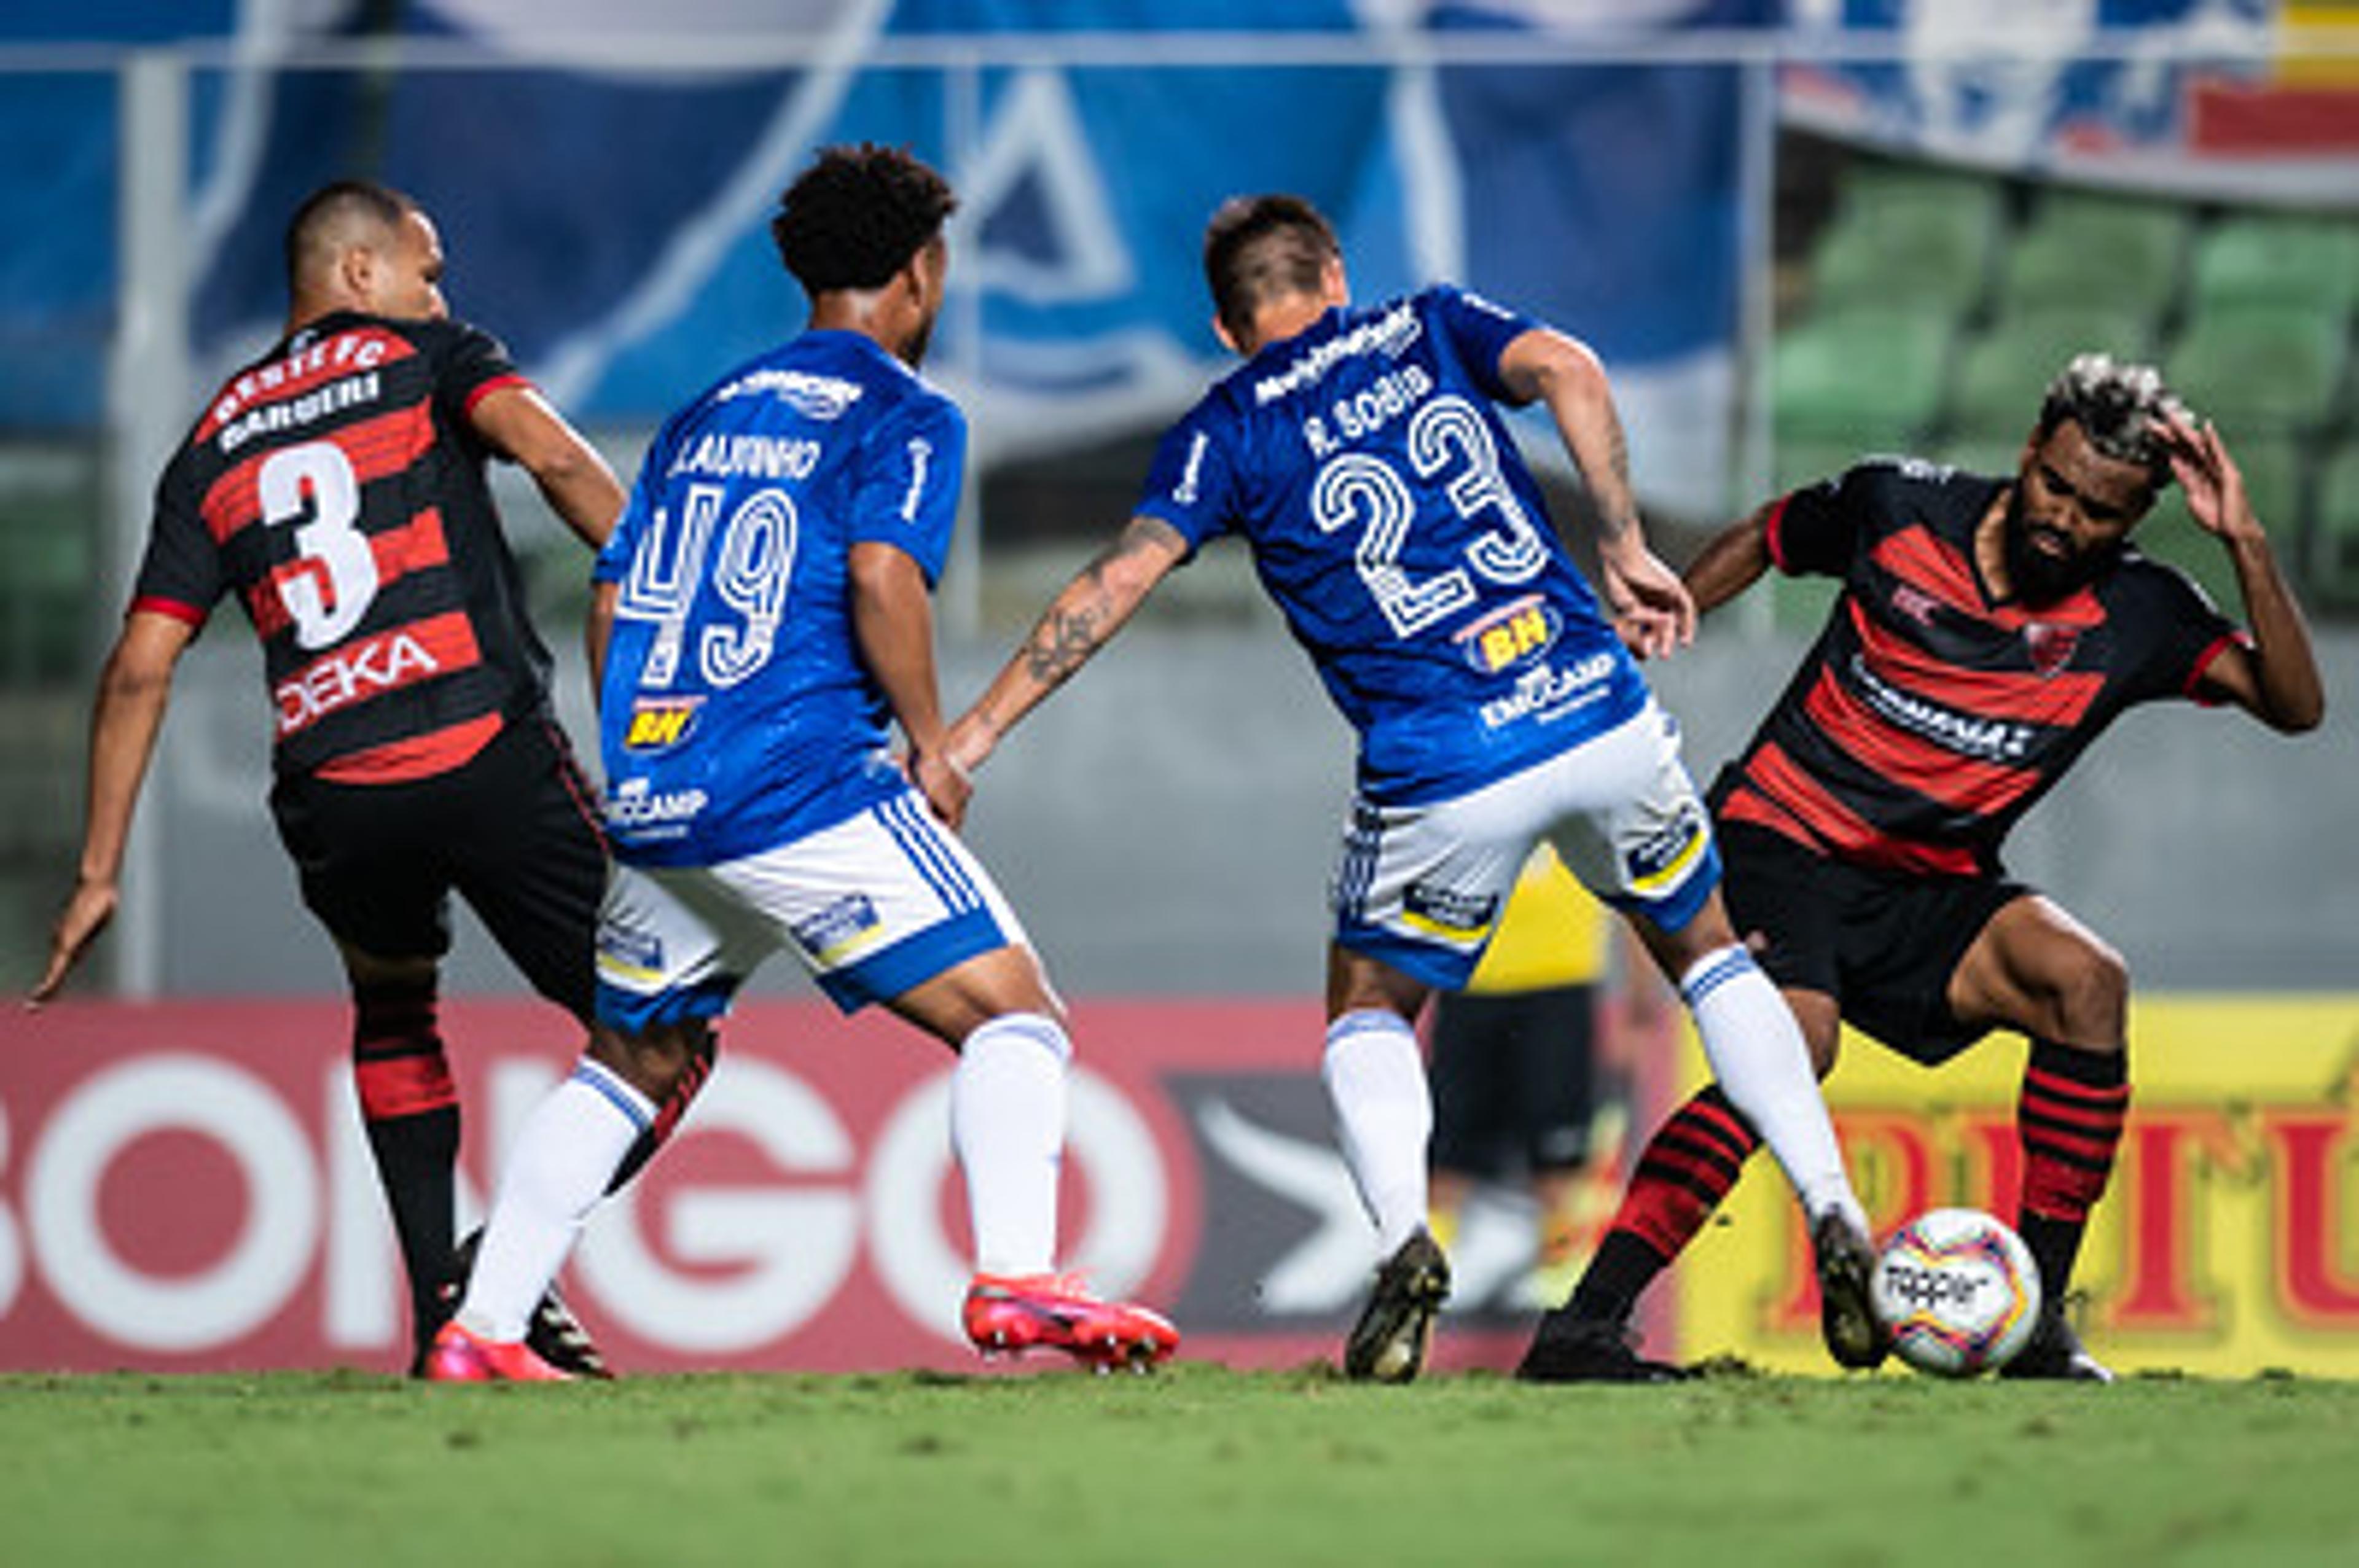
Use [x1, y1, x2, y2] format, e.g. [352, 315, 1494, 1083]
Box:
[1332, 698, 1719, 992]
[594, 789, 1028, 1031]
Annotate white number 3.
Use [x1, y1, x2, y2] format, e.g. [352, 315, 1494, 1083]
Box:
[260, 441, 378, 649]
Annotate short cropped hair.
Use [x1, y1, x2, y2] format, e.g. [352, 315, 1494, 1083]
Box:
[770, 143, 957, 298]
[284, 179, 415, 294]
[2036, 352, 2189, 489]
[1203, 194, 1342, 348]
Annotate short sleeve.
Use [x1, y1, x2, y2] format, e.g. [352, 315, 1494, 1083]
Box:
[1428, 285, 1541, 405]
[2123, 557, 2245, 705]
[430, 319, 528, 427]
[1766, 463, 1880, 579]
[849, 393, 964, 585]
[1133, 398, 1242, 555]
[127, 450, 221, 626]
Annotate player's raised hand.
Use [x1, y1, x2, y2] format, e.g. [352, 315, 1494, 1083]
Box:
[2158, 411, 2262, 545]
[28, 878, 117, 1007]
[1598, 539, 1696, 661]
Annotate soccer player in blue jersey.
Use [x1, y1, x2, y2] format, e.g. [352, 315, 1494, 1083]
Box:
[426, 145, 1176, 1380]
[942, 194, 1879, 1383]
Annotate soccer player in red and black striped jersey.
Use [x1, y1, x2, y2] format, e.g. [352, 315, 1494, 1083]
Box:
[1519, 354, 2323, 1383]
[30, 181, 695, 1372]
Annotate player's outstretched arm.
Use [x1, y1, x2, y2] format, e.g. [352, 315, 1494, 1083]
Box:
[1681, 502, 1780, 617]
[944, 516, 1186, 783]
[29, 611, 196, 1005]
[2162, 413, 2326, 733]
[1496, 327, 1693, 658]
[471, 384, 627, 550]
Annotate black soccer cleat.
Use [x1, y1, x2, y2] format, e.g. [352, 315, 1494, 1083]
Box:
[441, 1227, 616, 1381]
[2000, 1305, 2114, 1383]
[1343, 1228, 1451, 1384]
[1811, 1209, 1890, 1371]
[1516, 1314, 1689, 1384]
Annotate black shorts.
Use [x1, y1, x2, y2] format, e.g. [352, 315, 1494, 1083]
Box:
[1428, 983, 1598, 1179]
[269, 716, 606, 1022]
[1718, 821, 2027, 1065]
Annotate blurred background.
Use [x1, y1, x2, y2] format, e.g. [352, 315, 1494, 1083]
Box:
[6, 1, 2358, 1379]
[3, 0, 2354, 999]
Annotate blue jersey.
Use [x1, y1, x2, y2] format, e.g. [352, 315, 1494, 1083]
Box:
[594, 330, 963, 865]
[1138, 286, 1649, 805]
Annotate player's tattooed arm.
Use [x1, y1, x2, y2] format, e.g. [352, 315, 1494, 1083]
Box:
[948, 516, 1186, 774]
[1501, 325, 1694, 657]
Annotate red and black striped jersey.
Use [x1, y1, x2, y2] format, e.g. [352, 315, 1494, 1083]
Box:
[133, 311, 557, 784]
[1715, 456, 2246, 877]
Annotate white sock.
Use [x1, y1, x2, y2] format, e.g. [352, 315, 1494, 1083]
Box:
[1681, 945, 1867, 1233]
[457, 1059, 652, 1343]
[1321, 1010, 1433, 1254]
[951, 1013, 1071, 1279]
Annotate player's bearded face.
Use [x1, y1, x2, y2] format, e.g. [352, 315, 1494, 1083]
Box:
[2001, 486, 2108, 604]
[2005, 422, 2151, 605]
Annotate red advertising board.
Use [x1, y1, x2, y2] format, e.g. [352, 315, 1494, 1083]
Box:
[1, 997, 1552, 1376]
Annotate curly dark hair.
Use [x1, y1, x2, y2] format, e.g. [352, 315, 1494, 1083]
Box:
[1203, 194, 1341, 348]
[2037, 352, 2191, 490]
[770, 143, 957, 298]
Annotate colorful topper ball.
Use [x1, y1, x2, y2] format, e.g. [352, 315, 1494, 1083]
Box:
[1870, 1207, 2043, 1377]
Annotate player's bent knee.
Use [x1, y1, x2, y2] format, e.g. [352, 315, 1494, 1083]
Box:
[587, 1020, 707, 1102]
[2040, 938, 2129, 1044]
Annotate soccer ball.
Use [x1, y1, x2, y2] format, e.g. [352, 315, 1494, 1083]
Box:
[1870, 1207, 2043, 1377]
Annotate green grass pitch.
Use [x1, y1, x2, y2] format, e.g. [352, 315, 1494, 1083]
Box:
[4, 1364, 2355, 1567]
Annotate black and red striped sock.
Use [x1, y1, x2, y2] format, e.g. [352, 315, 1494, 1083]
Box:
[1567, 1085, 1763, 1322]
[2014, 1037, 2130, 1307]
[351, 976, 460, 1349]
[606, 1029, 717, 1193]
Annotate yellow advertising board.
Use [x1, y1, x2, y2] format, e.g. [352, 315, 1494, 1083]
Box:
[1669, 996, 2359, 1376]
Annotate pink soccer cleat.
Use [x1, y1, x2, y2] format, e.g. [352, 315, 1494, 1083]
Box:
[962, 1272, 1180, 1373]
[423, 1320, 574, 1383]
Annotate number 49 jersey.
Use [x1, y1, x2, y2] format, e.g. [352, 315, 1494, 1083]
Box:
[133, 311, 557, 784]
[594, 330, 963, 866]
[1137, 286, 1649, 807]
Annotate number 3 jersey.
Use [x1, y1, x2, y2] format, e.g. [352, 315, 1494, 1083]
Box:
[1136, 285, 1649, 807]
[133, 311, 557, 784]
[593, 330, 963, 866]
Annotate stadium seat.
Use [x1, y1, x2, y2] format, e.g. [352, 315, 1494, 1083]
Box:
[2306, 437, 2359, 609]
[2188, 213, 2359, 321]
[1945, 304, 2154, 442]
[1772, 307, 1954, 448]
[1926, 435, 2024, 482]
[2135, 435, 2302, 610]
[0, 474, 95, 684]
[1806, 169, 2003, 319]
[1770, 437, 1866, 496]
[1993, 190, 2188, 320]
[2166, 303, 2349, 437]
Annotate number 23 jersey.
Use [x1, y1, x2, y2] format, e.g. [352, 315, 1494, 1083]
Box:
[594, 330, 963, 865]
[1136, 286, 1648, 808]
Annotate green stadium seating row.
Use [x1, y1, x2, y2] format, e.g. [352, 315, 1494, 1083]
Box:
[1993, 189, 2188, 321]
[1776, 161, 2359, 616]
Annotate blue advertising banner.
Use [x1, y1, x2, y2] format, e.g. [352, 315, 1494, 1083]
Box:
[0, 2, 1750, 512]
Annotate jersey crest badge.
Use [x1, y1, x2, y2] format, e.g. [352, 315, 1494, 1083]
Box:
[2024, 623, 2081, 677]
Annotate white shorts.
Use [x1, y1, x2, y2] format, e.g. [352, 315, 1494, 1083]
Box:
[594, 789, 1030, 1030]
[1331, 698, 1718, 991]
